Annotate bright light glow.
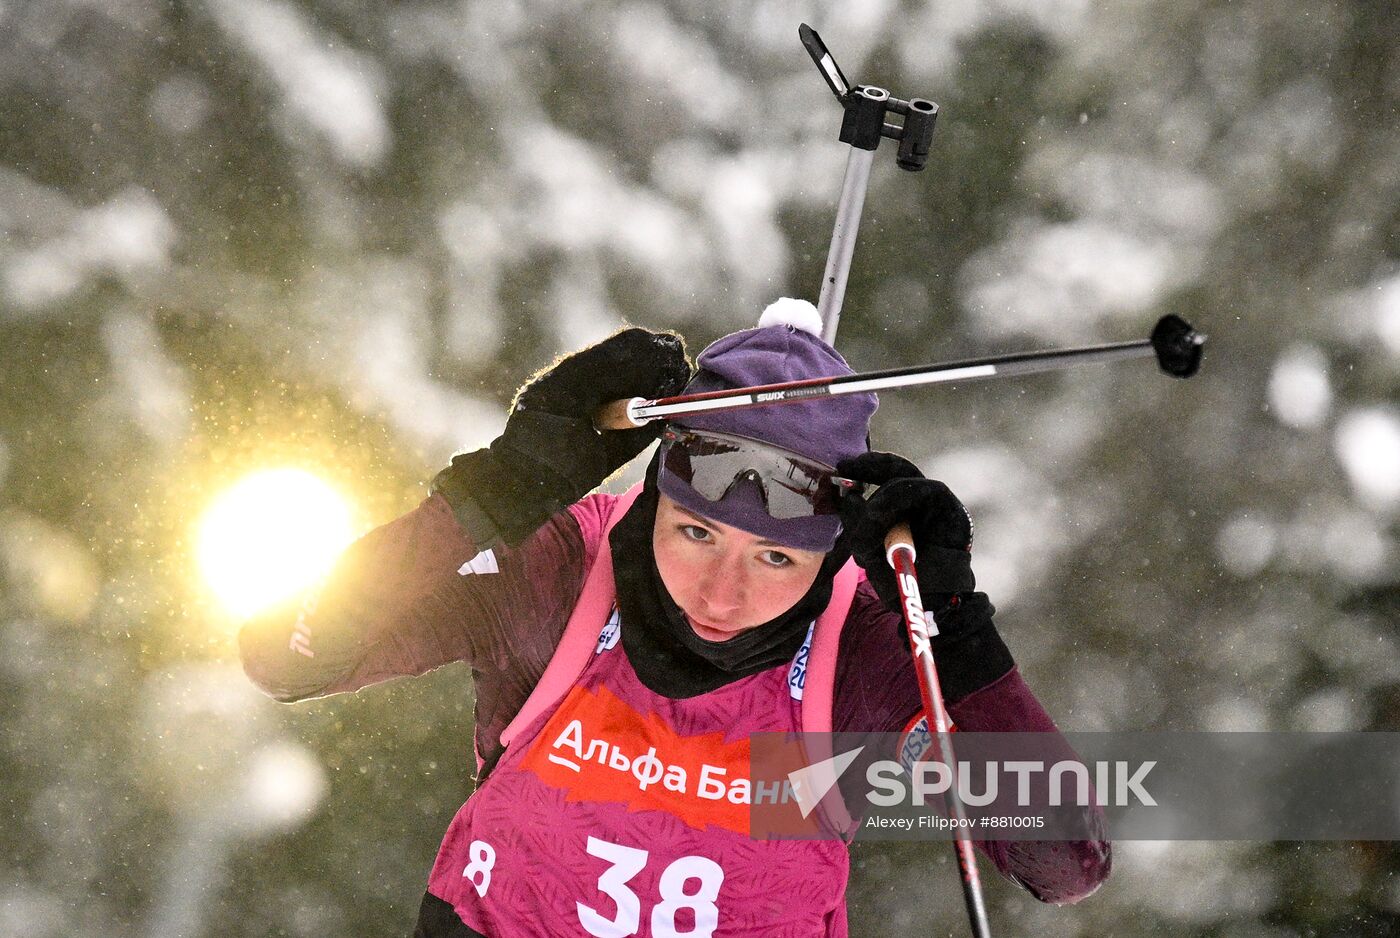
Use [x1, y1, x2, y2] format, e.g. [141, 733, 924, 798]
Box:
[1334, 408, 1400, 510]
[198, 469, 354, 619]
[1267, 344, 1330, 429]
[234, 741, 328, 835]
[1215, 512, 1277, 578]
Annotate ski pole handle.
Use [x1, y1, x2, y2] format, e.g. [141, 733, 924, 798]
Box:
[884, 521, 915, 566]
[593, 397, 649, 431]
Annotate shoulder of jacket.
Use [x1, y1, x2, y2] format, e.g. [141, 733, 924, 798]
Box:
[846, 576, 889, 619]
[565, 492, 622, 544]
[835, 577, 906, 662]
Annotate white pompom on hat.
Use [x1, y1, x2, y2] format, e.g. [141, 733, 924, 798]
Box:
[756, 297, 824, 336]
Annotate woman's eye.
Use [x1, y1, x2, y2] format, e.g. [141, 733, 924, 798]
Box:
[680, 524, 712, 542]
[760, 550, 793, 567]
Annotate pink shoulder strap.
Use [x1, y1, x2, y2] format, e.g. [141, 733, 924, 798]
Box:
[498, 485, 640, 750]
[797, 560, 861, 838]
[800, 559, 860, 737]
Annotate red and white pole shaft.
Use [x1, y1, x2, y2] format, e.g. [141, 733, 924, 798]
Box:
[885, 522, 993, 938]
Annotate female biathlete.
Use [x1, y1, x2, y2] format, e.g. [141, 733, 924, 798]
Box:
[239, 301, 1111, 936]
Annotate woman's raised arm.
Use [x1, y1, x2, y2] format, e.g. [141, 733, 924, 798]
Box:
[237, 491, 584, 703]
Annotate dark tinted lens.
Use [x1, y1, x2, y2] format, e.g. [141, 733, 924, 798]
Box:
[763, 462, 834, 519]
[663, 434, 748, 500]
[660, 436, 697, 487]
[661, 430, 841, 519]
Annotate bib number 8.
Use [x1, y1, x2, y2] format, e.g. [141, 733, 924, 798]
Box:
[578, 836, 723, 938]
[653, 855, 723, 936]
[462, 839, 496, 898]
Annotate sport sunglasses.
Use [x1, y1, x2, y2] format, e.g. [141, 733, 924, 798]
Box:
[658, 426, 860, 519]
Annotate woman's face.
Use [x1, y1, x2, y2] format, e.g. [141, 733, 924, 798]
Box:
[652, 494, 826, 641]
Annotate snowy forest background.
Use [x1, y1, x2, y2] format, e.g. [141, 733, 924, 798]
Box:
[2, 1, 1398, 935]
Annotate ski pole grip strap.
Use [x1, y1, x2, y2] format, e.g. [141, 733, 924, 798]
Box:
[884, 521, 915, 567]
[593, 397, 648, 431]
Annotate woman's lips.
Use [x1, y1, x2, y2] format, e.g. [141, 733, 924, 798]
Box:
[687, 617, 737, 642]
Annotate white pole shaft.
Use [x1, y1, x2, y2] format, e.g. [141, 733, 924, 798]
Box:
[818, 147, 877, 345]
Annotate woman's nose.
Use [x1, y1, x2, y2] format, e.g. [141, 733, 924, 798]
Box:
[696, 551, 746, 617]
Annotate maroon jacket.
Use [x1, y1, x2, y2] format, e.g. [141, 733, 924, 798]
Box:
[240, 492, 1110, 905]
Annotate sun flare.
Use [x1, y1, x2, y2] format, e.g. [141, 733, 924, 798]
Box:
[197, 468, 355, 619]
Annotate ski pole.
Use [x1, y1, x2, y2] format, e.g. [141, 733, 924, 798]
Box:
[799, 24, 939, 343]
[594, 314, 1205, 430]
[886, 522, 992, 938]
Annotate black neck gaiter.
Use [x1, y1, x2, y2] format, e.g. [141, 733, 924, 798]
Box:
[609, 456, 849, 699]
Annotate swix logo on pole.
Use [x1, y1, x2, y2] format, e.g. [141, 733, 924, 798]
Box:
[898, 571, 935, 661]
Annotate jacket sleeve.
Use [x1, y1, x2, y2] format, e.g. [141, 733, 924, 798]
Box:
[945, 668, 1113, 905]
[237, 491, 591, 703]
[834, 583, 1111, 905]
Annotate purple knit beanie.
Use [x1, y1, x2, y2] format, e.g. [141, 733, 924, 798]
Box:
[657, 298, 877, 551]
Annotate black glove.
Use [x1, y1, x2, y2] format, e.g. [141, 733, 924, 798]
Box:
[433, 328, 692, 547]
[836, 451, 975, 610]
[836, 451, 1013, 702]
